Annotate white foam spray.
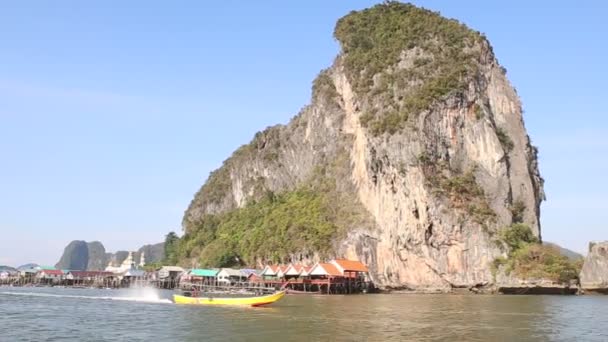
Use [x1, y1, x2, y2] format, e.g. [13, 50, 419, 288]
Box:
[0, 289, 172, 304]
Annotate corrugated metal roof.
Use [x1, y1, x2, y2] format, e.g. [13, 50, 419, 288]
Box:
[124, 269, 145, 277]
[190, 269, 218, 277]
[159, 266, 185, 272]
[39, 265, 57, 270]
[219, 268, 243, 277]
[239, 269, 260, 276]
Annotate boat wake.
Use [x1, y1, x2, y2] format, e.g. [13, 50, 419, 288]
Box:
[0, 291, 172, 304]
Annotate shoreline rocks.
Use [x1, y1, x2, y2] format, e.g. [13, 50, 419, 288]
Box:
[580, 241, 608, 292]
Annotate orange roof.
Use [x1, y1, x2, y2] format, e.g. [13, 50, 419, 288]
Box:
[298, 265, 313, 275]
[319, 263, 342, 277]
[285, 264, 303, 274]
[333, 259, 368, 272]
[266, 265, 289, 274]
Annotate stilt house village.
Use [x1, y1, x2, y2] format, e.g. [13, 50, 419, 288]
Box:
[177, 259, 372, 294]
[1, 255, 373, 294]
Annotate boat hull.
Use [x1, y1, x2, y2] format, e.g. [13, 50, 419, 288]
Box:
[173, 291, 285, 307]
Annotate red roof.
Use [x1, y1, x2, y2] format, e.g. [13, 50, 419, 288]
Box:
[42, 270, 63, 275]
[285, 264, 309, 274]
[319, 263, 343, 277]
[333, 259, 368, 272]
[248, 273, 262, 281]
[296, 264, 314, 272]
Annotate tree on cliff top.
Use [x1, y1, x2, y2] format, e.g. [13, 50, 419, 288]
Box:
[495, 224, 580, 284]
[163, 232, 179, 265]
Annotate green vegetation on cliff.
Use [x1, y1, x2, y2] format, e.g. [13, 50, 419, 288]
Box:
[177, 177, 368, 267]
[334, 1, 484, 135]
[187, 188, 336, 267]
[509, 244, 582, 284]
[493, 224, 582, 284]
[499, 223, 539, 251]
[178, 147, 371, 268]
[496, 127, 515, 152]
[163, 232, 180, 265]
[420, 159, 496, 225]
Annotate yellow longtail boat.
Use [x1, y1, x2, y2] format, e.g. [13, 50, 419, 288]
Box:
[173, 290, 285, 307]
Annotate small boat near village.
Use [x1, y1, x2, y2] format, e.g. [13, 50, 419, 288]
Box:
[173, 290, 286, 307]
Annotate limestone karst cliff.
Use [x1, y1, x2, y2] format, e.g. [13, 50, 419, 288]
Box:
[180, 2, 544, 290]
[55, 240, 164, 271]
[55, 240, 90, 271]
[580, 241, 608, 291]
[86, 241, 108, 271]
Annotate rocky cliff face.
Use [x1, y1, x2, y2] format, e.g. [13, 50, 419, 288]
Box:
[182, 3, 543, 290]
[55, 241, 90, 270]
[86, 241, 108, 271]
[137, 243, 165, 265]
[580, 242, 608, 290]
[105, 250, 128, 268]
[56, 241, 164, 270]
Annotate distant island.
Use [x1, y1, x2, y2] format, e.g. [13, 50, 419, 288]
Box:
[54, 240, 164, 271]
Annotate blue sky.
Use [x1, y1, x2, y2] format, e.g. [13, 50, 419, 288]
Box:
[0, 1, 606, 266]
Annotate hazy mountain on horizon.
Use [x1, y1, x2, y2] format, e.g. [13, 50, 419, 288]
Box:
[543, 241, 584, 260]
[0, 265, 18, 272]
[55, 240, 164, 271]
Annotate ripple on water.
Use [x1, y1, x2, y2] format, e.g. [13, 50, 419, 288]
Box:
[1, 288, 608, 341]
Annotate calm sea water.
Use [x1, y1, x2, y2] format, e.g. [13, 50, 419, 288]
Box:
[1, 287, 607, 341]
